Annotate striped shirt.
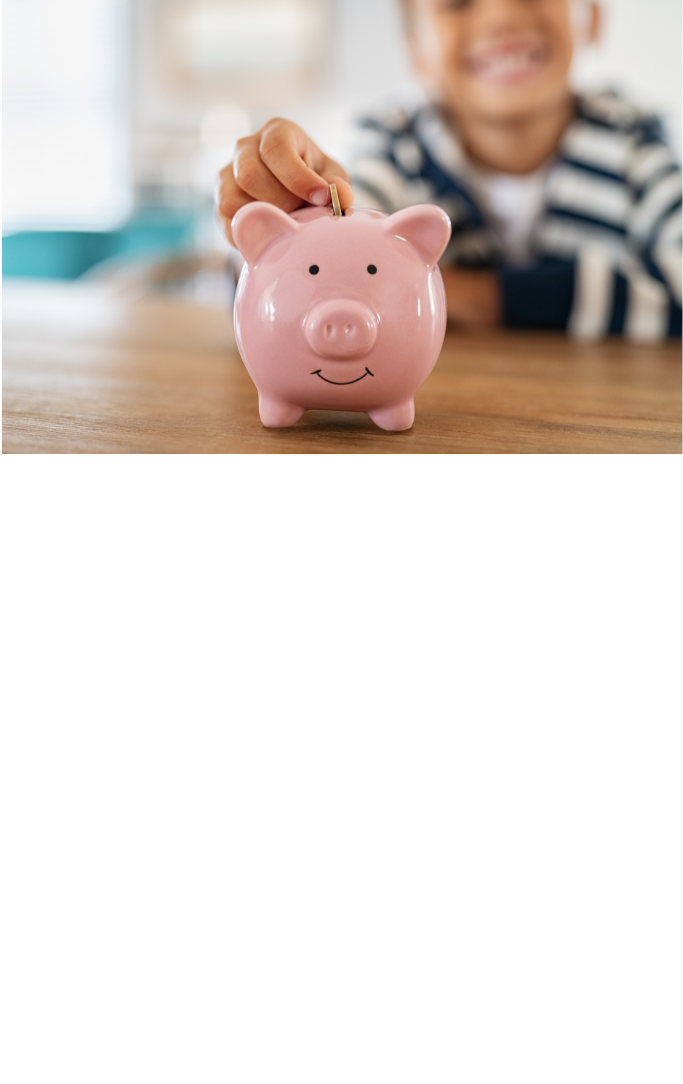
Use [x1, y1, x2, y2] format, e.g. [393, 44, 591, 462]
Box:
[348, 91, 682, 340]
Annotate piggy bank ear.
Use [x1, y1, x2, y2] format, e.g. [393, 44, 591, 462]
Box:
[384, 205, 452, 269]
[231, 202, 300, 266]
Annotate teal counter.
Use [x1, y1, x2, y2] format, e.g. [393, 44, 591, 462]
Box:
[3, 209, 198, 279]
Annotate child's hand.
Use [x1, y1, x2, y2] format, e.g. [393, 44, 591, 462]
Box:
[216, 118, 354, 246]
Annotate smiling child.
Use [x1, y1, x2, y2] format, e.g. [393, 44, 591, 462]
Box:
[216, 0, 681, 340]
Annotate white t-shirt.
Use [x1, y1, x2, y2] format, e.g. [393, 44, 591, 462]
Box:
[465, 163, 552, 265]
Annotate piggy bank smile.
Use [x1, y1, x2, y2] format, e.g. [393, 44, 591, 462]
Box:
[232, 202, 450, 431]
[311, 366, 374, 385]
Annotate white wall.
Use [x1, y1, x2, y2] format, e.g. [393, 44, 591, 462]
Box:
[3, 0, 131, 231]
[574, 0, 681, 147]
[286, 0, 418, 158]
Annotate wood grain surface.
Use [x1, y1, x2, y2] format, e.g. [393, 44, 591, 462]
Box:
[3, 280, 681, 454]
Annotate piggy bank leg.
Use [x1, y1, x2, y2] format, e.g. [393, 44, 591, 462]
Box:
[368, 399, 415, 432]
[258, 396, 305, 428]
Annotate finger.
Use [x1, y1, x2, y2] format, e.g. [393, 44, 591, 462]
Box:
[306, 151, 350, 186]
[298, 140, 355, 206]
[317, 171, 355, 211]
[259, 129, 336, 206]
[215, 198, 252, 248]
[215, 163, 250, 216]
[231, 147, 307, 212]
[214, 168, 255, 246]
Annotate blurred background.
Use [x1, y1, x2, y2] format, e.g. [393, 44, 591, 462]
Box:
[3, 0, 681, 305]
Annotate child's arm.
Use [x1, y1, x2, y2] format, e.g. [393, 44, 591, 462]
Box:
[441, 268, 502, 326]
[216, 118, 354, 246]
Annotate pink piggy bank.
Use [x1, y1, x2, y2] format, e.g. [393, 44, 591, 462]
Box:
[231, 202, 451, 430]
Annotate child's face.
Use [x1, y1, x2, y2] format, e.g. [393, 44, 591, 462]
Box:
[408, 0, 599, 123]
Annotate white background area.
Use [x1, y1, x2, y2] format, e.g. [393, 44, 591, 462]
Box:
[4, 456, 682, 1083]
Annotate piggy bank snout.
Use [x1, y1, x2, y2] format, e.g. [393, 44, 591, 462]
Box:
[304, 300, 378, 360]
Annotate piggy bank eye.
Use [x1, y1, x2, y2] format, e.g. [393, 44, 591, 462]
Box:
[367, 264, 377, 274]
[309, 265, 319, 275]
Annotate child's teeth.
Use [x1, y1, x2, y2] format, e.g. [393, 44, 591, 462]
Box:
[479, 50, 537, 77]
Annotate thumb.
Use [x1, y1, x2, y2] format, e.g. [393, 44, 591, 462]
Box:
[318, 173, 355, 211]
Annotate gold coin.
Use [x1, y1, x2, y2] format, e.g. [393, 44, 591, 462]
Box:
[330, 183, 342, 217]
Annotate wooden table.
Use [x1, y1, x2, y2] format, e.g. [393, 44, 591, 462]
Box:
[3, 280, 681, 454]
